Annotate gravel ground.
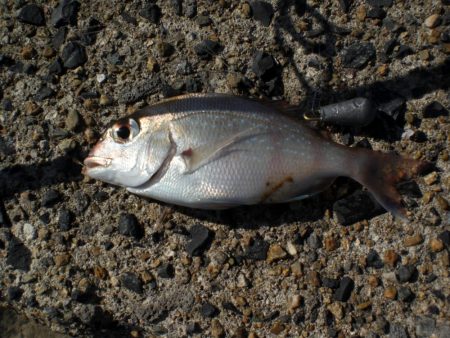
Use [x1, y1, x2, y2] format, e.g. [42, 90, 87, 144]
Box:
[1, 0, 449, 337]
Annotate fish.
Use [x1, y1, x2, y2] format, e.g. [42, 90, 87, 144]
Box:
[84, 93, 429, 221]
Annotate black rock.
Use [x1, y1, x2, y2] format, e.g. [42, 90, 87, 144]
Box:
[427, 305, 439, 315]
[23, 63, 36, 75]
[0, 54, 14, 67]
[157, 263, 175, 278]
[366, 249, 384, 269]
[438, 230, 450, 247]
[341, 42, 376, 69]
[333, 190, 383, 225]
[185, 77, 202, 93]
[397, 181, 422, 198]
[7, 286, 23, 301]
[120, 272, 143, 294]
[307, 232, 322, 249]
[50, 0, 80, 27]
[398, 286, 414, 302]
[389, 323, 409, 338]
[41, 189, 61, 207]
[197, 15, 212, 27]
[252, 51, 277, 79]
[73, 191, 90, 213]
[322, 277, 340, 289]
[244, 235, 269, 260]
[93, 191, 108, 202]
[184, 0, 197, 18]
[17, 4, 45, 26]
[61, 42, 87, 69]
[222, 302, 242, 315]
[2, 99, 13, 111]
[339, 0, 351, 12]
[158, 41, 174, 57]
[58, 209, 73, 231]
[186, 322, 201, 334]
[367, 7, 386, 19]
[52, 27, 67, 50]
[377, 97, 406, 121]
[201, 302, 219, 318]
[415, 317, 435, 338]
[333, 276, 354, 302]
[366, 0, 393, 7]
[194, 40, 221, 60]
[140, 3, 162, 24]
[424, 273, 437, 283]
[409, 130, 427, 143]
[394, 45, 414, 59]
[395, 264, 417, 283]
[35, 86, 55, 101]
[118, 213, 143, 239]
[250, 1, 274, 27]
[185, 224, 212, 256]
[121, 11, 137, 25]
[171, 0, 182, 16]
[0, 240, 4, 249]
[48, 58, 64, 75]
[6, 236, 32, 271]
[382, 17, 402, 32]
[423, 101, 449, 118]
[80, 18, 103, 46]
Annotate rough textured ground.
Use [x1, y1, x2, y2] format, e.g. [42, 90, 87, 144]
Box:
[0, 0, 449, 337]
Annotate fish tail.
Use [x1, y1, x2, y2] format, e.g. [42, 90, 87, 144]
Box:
[349, 148, 431, 221]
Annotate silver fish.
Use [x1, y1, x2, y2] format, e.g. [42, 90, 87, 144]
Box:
[84, 93, 427, 220]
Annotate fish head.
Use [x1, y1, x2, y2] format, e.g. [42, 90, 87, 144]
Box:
[84, 117, 158, 187]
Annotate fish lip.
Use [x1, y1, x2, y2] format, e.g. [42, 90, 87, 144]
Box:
[83, 156, 112, 170]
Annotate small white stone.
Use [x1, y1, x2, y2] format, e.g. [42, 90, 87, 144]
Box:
[237, 273, 249, 288]
[23, 223, 36, 241]
[96, 73, 106, 83]
[286, 241, 298, 256]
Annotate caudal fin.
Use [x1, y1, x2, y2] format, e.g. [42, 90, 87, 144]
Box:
[350, 149, 431, 221]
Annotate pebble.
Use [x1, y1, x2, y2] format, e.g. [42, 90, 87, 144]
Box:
[96, 73, 106, 83]
[197, 15, 212, 27]
[54, 253, 70, 267]
[327, 302, 344, 320]
[157, 41, 174, 58]
[333, 190, 383, 225]
[194, 40, 221, 60]
[21, 45, 35, 60]
[211, 319, 225, 338]
[429, 238, 444, 252]
[7, 286, 23, 301]
[324, 236, 338, 252]
[384, 286, 397, 299]
[333, 276, 354, 302]
[415, 317, 436, 338]
[252, 51, 276, 79]
[403, 234, 424, 247]
[146, 57, 157, 72]
[184, 0, 197, 18]
[397, 286, 414, 302]
[395, 265, 416, 283]
[308, 271, 321, 287]
[383, 249, 400, 268]
[341, 42, 376, 69]
[201, 302, 219, 318]
[424, 14, 441, 29]
[437, 230, 450, 247]
[99, 94, 112, 106]
[120, 272, 143, 294]
[286, 241, 297, 256]
[250, 1, 274, 27]
[41, 189, 61, 207]
[35, 86, 55, 101]
[367, 0, 393, 6]
[270, 321, 285, 335]
[367, 249, 384, 269]
[50, 0, 80, 27]
[244, 235, 269, 260]
[61, 42, 87, 69]
[140, 3, 161, 24]
[423, 172, 438, 185]
[23, 223, 36, 241]
[58, 209, 73, 231]
[266, 244, 287, 263]
[118, 213, 143, 239]
[241, 3, 252, 18]
[288, 294, 301, 311]
[185, 224, 211, 256]
[389, 323, 409, 338]
[435, 195, 449, 210]
[48, 58, 64, 75]
[17, 4, 45, 26]
[157, 263, 174, 278]
[6, 237, 31, 271]
[65, 110, 81, 131]
[322, 276, 339, 289]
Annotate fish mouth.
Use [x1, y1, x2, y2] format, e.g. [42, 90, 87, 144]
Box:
[83, 156, 112, 170]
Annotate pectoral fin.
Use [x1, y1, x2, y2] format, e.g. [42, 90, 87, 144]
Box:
[180, 128, 266, 174]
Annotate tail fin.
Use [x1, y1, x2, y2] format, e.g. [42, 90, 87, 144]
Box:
[350, 148, 431, 222]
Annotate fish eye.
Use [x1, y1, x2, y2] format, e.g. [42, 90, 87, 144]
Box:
[112, 118, 139, 143]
